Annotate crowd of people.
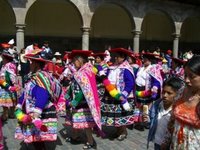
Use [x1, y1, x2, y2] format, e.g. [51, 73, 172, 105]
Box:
[0, 39, 199, 150]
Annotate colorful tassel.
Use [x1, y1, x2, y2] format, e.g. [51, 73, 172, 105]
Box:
[32, 119, 48, 132]
[0, 79, 10, 89]
[136, 90, 151, 98]
[15, 109, 32, 124]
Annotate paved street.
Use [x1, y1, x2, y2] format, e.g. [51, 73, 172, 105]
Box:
[2, 115, 153, 150]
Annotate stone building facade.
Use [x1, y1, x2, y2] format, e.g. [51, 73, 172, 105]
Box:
[0, 0, 200, 57]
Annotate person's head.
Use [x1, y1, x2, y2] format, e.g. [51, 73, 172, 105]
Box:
[142, 53, 159, 66]
[114, 53, 127, 65]
[25, 49, 49, 73]
[156, 47, 160, 52]
[162, 77, 184, 108]
[29, 59, 45, 73]
[184, 55, 200, 91]
[109, 48, 132, 65]
[43, 41, 49, 48]
[72, 55, 87, 70]
[127, 54, 136, 64]
[92, 53, 106, 64]
[95, 56, 102, 64]
[1, 50, 14, 64]
[167, 50, 172, 56]
[20, 48, 25, 54]
[54, 52, 62, 58]
[69, 50, 92, 70]
[33, 43, 39, 49]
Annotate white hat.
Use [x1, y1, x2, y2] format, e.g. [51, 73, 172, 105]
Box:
[8, 39, 14, 45]
[54, 52, 62, 56]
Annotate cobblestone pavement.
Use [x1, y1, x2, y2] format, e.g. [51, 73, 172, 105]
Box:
[2, 116, 153, 150]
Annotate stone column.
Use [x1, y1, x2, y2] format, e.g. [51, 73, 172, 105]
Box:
[172, 33, 180, 58]
[81, 27, 91, 50]
[16, 24, 26, 52]
[132, 30, 142, 53]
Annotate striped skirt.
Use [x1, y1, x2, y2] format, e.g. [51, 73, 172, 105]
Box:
[101, 96, 135, 127]
[0, 89, 16, 107]
[65, 105, 96, 129]
[15, 105, 58, 143]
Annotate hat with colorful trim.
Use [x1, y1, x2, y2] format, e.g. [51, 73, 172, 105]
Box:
[109, 48, 133, 57]
[68, 50, 92, 59]
[142, 52, 161, 60]
[1, 43, 10, 49]
[25, 49, 52, 62]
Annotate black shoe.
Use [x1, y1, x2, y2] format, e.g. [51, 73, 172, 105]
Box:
[117, 134, 127, 141]
[83, 140, 97, 149]
[143, 122, 150, 129]
[127, 124, 134, 130]
[66, 137, 81, 144]
[134, 123, 144, 131]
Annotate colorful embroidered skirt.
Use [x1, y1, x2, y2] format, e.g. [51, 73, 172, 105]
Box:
[101, 96, 135, 127]
[15, 106, 57, 143]
[65, 105, 96, 129]
[0, 89, 16, 107]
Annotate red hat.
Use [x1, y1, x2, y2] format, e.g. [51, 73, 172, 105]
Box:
[142, 52, 161, 60]
[25, 49, 51, 62]
[109, 48, 133, 57]
[68, 50, 92, 59]
[172, 57, 186, 64]
[1, 43, 10, 49]
[134, 53, 140, 57]
[92, 52, 107, 58]
[167, 50, 172, 54]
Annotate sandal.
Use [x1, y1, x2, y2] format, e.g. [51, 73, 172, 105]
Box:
[65, 137, 81, 144]
[117, 134, 127, 141]
[83, 140, 97, 149]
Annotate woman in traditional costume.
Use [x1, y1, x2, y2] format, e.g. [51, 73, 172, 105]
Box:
[65, 50, 101, 149]
[163, 55, 200, 149]
[0, 44, 18, 121]
[135, 52, 163, 130]
[101, 48, 135, 141]
[14, 49, 62, 149]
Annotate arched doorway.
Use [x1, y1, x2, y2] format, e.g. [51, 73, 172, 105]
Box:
[141, 10, 174, 52]
[90, 3, 134, 51]
[0, 1, 16, 44]
[25, 0, 83, 52]
[180, 17, 200, 54]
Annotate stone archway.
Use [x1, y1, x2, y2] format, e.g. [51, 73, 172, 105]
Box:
[25, 0, 83, 52]
[90, 3, 134, 51]
[180, 17, 200, 54]
[141, 10, 175, 52]
[0, 0, 16, 43]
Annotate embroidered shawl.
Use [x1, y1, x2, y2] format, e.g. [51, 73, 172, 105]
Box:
[74, 63, 101, 129]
